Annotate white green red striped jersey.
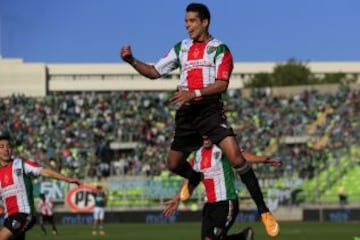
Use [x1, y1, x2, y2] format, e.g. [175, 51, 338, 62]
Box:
[0, 158, 42, 218]
[38, 199, 54, 216]
[154, 38, 233, 90]
[190, 144, 238, 203]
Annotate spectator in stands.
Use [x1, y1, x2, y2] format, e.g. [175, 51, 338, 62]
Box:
[1, 84, 359, 205]
[163, 136, 281, 239]
[120, 2, 279, 234]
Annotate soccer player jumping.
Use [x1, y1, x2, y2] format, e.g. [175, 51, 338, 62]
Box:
[120, 3, 280, 237]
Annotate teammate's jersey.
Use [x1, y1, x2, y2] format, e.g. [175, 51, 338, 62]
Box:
[155, 38, 233, 90]
[191, 145, 238, 203]
[94, 191, 106, 207]
[38, 199, 54, 216]
[0, 158, 42, 218]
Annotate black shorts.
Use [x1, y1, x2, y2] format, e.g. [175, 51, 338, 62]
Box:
[171, 98, 235, 153]
[202, 200, 239, 239]
[39, 214, 55, 224]
[3, 213, 36, 236]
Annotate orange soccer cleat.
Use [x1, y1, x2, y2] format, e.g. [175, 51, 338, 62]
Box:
[260, 212, 280, 238]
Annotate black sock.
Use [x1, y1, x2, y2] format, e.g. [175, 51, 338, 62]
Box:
[171, 159, 202, 186]
[237, 164, 269, 214]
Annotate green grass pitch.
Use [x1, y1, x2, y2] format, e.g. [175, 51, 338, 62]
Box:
[27, 222, 359, 240]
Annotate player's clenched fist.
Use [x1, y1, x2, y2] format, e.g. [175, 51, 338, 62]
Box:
[120, 45, 134, 63]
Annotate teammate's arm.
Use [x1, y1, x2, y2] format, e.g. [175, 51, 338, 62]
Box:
[242, 152, 282, 167]
[40, 168, 82, 185]
[163, 180, 186, 217]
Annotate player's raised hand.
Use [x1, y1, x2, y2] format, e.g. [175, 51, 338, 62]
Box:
[120, 45, 134, 63]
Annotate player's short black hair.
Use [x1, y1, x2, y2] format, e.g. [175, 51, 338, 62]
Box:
[0, 131, 14, 147]
[186, 3, 211, 25]
[0, 133, 11, 142]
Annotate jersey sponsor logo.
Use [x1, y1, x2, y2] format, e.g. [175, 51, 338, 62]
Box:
[183, 60, 212, 71]
[66, 185, 97, 213]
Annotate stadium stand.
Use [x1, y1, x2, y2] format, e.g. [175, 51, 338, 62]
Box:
[1, 59, 360, 210]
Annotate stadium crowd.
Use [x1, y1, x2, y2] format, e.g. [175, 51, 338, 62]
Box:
[0, 85, 359, 183]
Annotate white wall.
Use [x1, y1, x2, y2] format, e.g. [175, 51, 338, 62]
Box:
[0, 59, 46, 97]
[1, 58, 359, 97]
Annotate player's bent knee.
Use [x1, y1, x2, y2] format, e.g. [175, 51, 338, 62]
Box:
[166, 161, 178, 171]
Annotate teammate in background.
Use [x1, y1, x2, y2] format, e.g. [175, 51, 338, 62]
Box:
[92, 185, 107, 236]
[38, 193, 57, 236]
[121, 2, 279, 237]
[0, 134, 81, 240]
[163, 136, 281, 240]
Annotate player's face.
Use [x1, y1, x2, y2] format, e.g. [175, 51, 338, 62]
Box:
[185, 11, 208, 41]
[0, 140, 12, 163]
[202, 137, 213, 149]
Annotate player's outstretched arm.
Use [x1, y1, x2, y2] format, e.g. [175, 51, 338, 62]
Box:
[120, 45, 161, 79]
[163, 194, 181, 217]
[40, 168, 82, 185]
[163, 180, 189, 217]
[242, 152, 282, 167]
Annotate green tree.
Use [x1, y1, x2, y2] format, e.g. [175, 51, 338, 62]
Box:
[319, 72, 354, 84]
[244, 59, 356, 88]
[245, 59, 316, 88]
[272, 59, 313, 86]
[244, 72, 272, 88]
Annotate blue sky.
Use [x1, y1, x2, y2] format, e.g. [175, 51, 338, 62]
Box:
[0, 0, 359, 63]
